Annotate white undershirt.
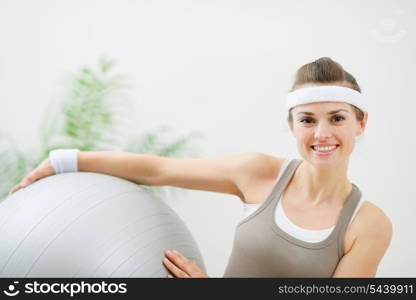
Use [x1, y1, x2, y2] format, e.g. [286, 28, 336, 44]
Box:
[243, 195, 364, 243]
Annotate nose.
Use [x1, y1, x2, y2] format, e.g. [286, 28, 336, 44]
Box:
[314, 122, 332, 141]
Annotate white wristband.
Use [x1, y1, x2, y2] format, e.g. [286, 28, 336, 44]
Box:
[49, 149, 80, 174]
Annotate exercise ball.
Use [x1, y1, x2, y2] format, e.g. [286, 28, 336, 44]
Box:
[0, 172, 205, 277]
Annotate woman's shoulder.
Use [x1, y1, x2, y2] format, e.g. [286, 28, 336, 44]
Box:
[353, 200, 393, 242]
[247, 152, 286, 164]
[235, 153, 287, 204]
[238, 152, 287, 177]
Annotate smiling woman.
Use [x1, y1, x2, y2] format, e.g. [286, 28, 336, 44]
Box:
[223, 57, 392, 277]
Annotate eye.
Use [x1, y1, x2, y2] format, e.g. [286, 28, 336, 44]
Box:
[299, 118, 314, 124]
[332, 115, 345, 122]
[299, 115, 345, 124]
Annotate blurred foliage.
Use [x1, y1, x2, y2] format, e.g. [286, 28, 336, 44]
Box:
[0, 58, 203, 200]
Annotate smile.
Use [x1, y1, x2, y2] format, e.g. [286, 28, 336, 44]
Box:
[310, 144, 339, 156]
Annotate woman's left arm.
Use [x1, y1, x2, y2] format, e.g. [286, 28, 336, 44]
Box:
[332, 209, 393, 277]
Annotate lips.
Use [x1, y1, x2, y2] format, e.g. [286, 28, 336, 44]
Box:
[311, 143, 339, 147]
[310, 144, 339, 155]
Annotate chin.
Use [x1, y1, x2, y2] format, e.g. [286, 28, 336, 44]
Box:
[309, 160, 339, 170]
[300, 152, 344, 170]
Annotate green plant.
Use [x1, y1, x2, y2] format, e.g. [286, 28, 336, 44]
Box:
[0, 58, 203, 200]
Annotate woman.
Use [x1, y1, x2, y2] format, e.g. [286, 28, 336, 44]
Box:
[10, 57, 392, 278]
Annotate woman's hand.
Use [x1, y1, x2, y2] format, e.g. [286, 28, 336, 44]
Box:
[163, 250, 208, 278]
[9, 159, 55, 195]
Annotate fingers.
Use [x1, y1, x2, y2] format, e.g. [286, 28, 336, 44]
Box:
[9, 179, 30, 195]
[8, 159, 54, 196]
[9, 185, 22, 195]
[8, 172, 38, 195]
[163, 256, 190, 278]
[163, 250, 207, 278]
[9, 184, 22, 195]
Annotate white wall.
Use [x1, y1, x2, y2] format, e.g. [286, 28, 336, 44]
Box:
[1, 0, 415, 277]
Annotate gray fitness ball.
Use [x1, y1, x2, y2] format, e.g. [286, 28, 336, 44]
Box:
[0, 172, 205, 277]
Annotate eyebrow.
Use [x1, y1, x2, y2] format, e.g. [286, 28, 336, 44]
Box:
[296, 109, 350, 116]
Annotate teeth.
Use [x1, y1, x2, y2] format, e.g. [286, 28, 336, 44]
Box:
[313, 145, 337, 152]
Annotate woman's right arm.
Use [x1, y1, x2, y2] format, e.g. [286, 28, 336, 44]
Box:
[10, 151, 283, 202]
[78, 151, 163, 186]
[79, 151, 282, 201]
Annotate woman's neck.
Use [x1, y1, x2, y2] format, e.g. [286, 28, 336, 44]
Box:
[291, 159, 352, 207]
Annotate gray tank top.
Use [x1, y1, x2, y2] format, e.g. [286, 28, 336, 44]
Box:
[223, 158, 362, 277]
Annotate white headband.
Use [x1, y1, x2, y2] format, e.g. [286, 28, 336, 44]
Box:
[286, 86, 367, 112]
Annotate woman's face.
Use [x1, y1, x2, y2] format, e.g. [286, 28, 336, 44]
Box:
[290, 101, 367, 170]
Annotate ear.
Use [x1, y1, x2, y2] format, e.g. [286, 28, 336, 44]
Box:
[356, 112, 368, 136]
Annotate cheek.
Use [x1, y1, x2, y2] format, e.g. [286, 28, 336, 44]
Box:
[346, 134, 357, 148]
[339, 127, 356, 142]
[293, 131, 307, 142]
[338, 130, 357, 152]
[294, 132, 312, 149]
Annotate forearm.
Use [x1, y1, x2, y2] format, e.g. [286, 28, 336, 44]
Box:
[78, 151, 161, 185]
